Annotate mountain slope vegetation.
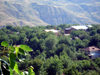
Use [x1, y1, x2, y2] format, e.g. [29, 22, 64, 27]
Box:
[0, 25, 100, 75]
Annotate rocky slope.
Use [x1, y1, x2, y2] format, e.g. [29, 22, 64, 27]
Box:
[0, 0, 100, 26]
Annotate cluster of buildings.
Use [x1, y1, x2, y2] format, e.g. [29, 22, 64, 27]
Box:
[44, 25, 92, 35]
[44, 25, 100, 59]
[64, 25, 92, 34]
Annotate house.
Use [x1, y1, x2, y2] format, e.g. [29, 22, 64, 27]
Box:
[44, 29, 60, 33]
[83, 46, 100, 59]
[64, 27, 75, 34]
[44, 29, 60, 35]
[64, 25, 92, 34]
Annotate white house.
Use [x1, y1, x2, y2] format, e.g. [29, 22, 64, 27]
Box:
[44, 29, 60, 33]
[71, 25, 88, 30]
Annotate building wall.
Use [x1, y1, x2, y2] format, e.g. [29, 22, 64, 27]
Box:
[90, 51, 100, 59]
[64, 28, 75, 34]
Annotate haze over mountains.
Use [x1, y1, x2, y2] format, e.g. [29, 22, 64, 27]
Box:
[0, 0, 100, 26]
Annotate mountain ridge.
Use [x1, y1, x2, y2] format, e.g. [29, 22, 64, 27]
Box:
[0, 0, 100, 26]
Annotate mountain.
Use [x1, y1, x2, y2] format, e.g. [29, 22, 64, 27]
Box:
[0, 0, 100, 26]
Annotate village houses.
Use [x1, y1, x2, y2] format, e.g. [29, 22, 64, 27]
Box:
[64, 25, 92, 34]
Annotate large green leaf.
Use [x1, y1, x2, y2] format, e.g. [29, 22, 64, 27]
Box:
[19, 45, 33, 52]
[9, 53, 16, 69]
[14, 63, 20, 74]
[28, 66, 35, 75]
[15, 47, 19, 57]
[8, 46, 15, 53]
[1, 41, 9, 47]
[9, 67, 13, 75]
[19, 48, 25, 55]
[20, 72, 24, 75]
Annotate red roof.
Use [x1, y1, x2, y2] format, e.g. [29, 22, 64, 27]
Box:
[83, 46, 100, 51]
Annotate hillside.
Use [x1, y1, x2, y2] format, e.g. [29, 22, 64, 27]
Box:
[0, 0, 100, 26]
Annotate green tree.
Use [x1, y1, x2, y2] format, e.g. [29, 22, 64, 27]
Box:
[46, 55, 63, 75]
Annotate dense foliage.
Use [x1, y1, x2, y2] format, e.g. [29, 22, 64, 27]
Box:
[0, 24, 100, 75]
[0, 41, 35, 75]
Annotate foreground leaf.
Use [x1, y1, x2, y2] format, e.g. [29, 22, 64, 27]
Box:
[15, 47, 19, 57]
[9, 53, 16, 69]
[28, 66, 35, 75]
[1, 41, 9, 47]
[19, 45, 33, 52]
[9, 67, 13, 75]
[8, 46, 15, 53]
[19, 48, 25, 55]
[14, 63, 20, 74]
